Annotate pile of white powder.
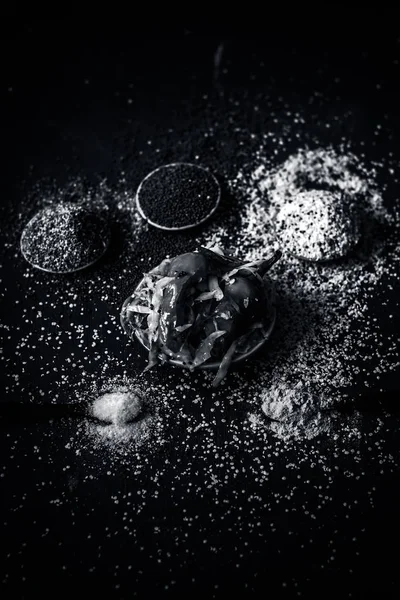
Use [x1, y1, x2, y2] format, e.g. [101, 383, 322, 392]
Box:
[91, 388, 143, 425]
[87, 384, 163, 450]
[273, 189, 360, 262]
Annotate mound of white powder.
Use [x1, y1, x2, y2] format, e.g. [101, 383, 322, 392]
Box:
[92, 389, 142, 425]
[274, 189, 360, 261]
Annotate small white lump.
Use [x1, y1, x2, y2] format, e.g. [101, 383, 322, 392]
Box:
[91, 389, 143, 426]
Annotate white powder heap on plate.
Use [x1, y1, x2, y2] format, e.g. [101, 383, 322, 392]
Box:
[274, 189, 360, 261]
[235, 146, 388, 263]
[198, 145, 400, 440]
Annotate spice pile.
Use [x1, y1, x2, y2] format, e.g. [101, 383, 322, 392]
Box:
[273, 189, 360, 262]
[72, 377, 165, 462]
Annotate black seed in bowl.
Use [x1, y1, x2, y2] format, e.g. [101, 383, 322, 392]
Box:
[136, 162, 221, 231]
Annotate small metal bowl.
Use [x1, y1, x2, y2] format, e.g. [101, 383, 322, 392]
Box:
[135, 162, 221, 231]
[120, 267, 276, 371]
[20, 203, 110, 274]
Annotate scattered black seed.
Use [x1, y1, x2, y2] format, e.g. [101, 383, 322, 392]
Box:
[136, 162, 220, 230]
[20, 202, 110, 273]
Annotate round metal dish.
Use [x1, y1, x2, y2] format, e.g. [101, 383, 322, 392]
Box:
[20, 204, 110, 274]
[135, 162, 221, 231]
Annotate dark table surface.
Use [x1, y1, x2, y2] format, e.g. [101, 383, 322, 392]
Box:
[1, 19, 400, 598]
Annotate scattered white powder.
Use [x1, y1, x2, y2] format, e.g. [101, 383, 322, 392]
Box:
[1, 127, 400, 488]
[3, 99, 400, 594]
[2, 146, 400, 449]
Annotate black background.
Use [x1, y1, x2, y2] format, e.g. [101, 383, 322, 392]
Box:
[1, 16, 400, 598]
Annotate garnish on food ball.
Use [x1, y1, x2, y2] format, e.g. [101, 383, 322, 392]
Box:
[121, 247, 281, 386]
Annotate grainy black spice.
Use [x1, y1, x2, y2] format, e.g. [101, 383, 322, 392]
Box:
[136, 162, 220, 230]
[20, 202, 110, 273]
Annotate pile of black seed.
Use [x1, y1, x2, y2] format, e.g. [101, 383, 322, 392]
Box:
[20, 203, 110, 273]
[136, 162, 220, 230]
